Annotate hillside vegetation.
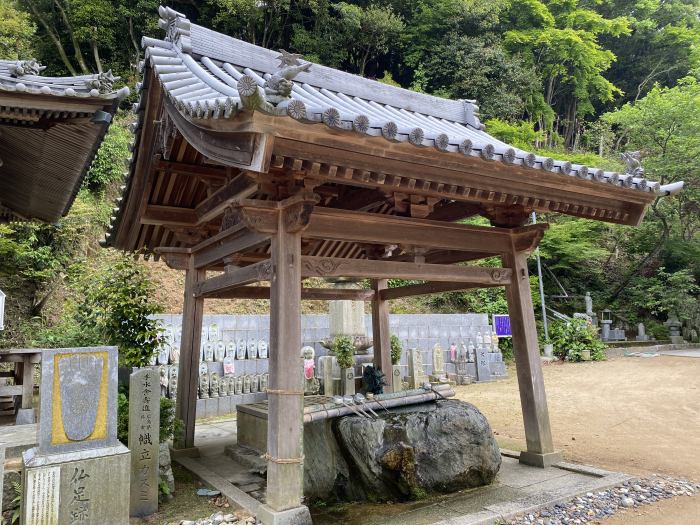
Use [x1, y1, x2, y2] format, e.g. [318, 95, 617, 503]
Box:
[0, 0, 697, 348]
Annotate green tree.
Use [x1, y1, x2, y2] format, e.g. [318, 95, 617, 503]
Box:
[0, 0, 36, 59]
[503, 0, 631, 145]
[76, 254, 164, 366]
[602, 78, 700, 299]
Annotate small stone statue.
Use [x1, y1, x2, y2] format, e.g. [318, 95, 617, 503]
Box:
[302, 346, 320, 395]
[449, 343, 457, 362]
[198, 363, 209, 399]
[491, 330, 499, 352]
[243, 374, 252, 394]
[251, 374, 260, 393]
[467, 341, 476, 363]
[209, 372, 219, 398]
[260, 373, 269, 392]
[219, 375, 227, 397]
[585, 292, 593, 316]
[431, 343, 445, 377]
[234, 376, 243, 395]
[159, 365, 168, 397]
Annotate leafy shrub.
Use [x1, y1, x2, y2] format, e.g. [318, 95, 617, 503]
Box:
[549, 318, 606, 362]
[485, 118, 544, 149]
[76, 254, 164, 366]
[498, 336, 513, 360]
[117, 390, 183, 446]
[331, 335, 355, 369]
[390, 334, 403, 365]
[83, 115, 131, 193]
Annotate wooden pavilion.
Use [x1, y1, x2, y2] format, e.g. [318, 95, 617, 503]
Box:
[106, 7, 681, 523]
[0, 59, 129, 222]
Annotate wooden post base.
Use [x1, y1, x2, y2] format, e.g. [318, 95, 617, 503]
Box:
[257, 504, 312, 525]
[519, 450, 563, 468]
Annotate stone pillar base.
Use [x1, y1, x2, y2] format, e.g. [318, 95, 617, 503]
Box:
[169, 446, 201, 459]
[257, 504, 312, 525]
[22, 444, 130, 524]
[519, 450, 563, 468]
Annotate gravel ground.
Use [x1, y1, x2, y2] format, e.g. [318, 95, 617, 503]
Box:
[504, 476, 699, 525]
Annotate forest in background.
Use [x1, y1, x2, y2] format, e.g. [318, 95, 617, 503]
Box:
[0, 0, 698, 349]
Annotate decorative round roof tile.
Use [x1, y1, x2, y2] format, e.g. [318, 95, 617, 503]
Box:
[322, 107, 341, 128]
[382, 121, 398, 140]
[523, 153, 537, 168]
[459, 139, 472, 155]
[408, 127, 424, 145]
[352, 114, 370, 134]
[287, 99, 307, 120]
[237, 75, 258, 97]
[481, 144, 496, 160]
[434, 133, 450, 151]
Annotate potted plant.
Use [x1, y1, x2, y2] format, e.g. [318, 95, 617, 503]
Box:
[390, 335, 403, 392]
[332, 335, 356, 395]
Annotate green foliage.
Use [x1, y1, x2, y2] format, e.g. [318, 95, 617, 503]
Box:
[485, 118, 544, 149]
[117, 391, 129, 444]
[498, 336, 514, 360]
[118, 389, 184, 446]
[76, 254, 164, 366]
[548, 318, 606, 361]
[10, 479, 22, 524]
[390, 334, 403, 365]
[84, 114, 132, 193]
[160, 396, 183, 443]
[331, 335, 355, 369]
[0, 0, 35, 59]
[624, 268, 699, 320]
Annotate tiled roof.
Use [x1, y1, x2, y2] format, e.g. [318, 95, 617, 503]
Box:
[133, 6, 681, 197]
[0, 60, 129, 222]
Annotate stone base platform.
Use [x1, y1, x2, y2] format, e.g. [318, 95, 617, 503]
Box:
[22, 444, 130, 525]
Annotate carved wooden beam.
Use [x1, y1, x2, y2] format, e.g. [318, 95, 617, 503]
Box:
[195, 259, 273, 297]
[511, 223, 549, 253]
[194, 172, 258, 225]
[303, 207, 527, 254]
[300, 256, 513, 284]
[193, 229, 269, 269]
[205, 285, 375, 301]
[379, 281, 496, 300]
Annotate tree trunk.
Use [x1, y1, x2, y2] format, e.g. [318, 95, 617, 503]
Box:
[24, 0, 78, 75]
[92, 38, 103, 73]
[53, 0, 90, 74]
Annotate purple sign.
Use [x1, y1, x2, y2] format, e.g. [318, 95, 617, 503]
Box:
[493, 314, 512, 337]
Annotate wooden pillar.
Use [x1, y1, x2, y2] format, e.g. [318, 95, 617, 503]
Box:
[20, 356, 33, 409]
[174, 258, 206, 450]
[371, 279, 392, 389]
[502, 251, 561, 467]
[259, 204, 311, 524]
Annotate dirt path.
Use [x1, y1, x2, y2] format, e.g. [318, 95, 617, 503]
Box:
[454, 354, 700, 523]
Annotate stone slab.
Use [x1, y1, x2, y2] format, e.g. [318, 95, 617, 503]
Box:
[128, 368, 160, 517]
[22, 444, 130, 525]
[38, 346, 119, 455]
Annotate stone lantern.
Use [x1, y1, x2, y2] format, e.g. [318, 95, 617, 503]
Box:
[600, 309, 612, 341]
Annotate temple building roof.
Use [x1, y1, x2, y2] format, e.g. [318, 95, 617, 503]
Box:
[105, 6, 683, 258]
[0, 60, 129, 222]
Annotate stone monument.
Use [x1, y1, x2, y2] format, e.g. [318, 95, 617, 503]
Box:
[128, 368, 159, 517]
[475, 345, 492, 382]
[431, 343, 446, 381]
[22, 346, 130, 525]
[408, 348, 428, 388]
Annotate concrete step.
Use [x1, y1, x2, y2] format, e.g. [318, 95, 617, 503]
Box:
[224, 444, 267, 476]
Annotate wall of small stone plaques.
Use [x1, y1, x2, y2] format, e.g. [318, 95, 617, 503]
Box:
[151, 313, 506, 419]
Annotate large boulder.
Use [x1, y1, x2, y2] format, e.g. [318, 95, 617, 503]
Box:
[303, 399, 500, 502]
